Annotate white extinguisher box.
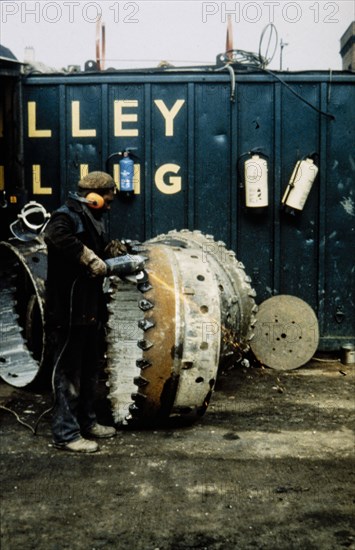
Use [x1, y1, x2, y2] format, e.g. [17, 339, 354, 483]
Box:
[244, 155, 268, 208]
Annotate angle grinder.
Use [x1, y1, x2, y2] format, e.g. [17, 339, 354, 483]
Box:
[105, 254, 146, 278]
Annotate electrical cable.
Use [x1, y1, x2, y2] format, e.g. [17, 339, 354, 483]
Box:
[213, 23, 335, 120]
[216, 23, 278, 71]
[32, 276, 80, 434]
[215, 62, 236, 102]
[0, 405, 36, 434]
[258, 67, 335, 120]
[312, 357, 341, 363]
[218, 49, 263, 68]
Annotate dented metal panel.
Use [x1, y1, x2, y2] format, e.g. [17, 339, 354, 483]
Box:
[19, 70, 355, 349]
[322, 82, 355, 345]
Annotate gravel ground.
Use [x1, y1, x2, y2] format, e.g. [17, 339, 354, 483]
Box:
[1, 357, 354, 550]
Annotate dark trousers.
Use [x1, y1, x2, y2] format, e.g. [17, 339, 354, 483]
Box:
[51, 325, 100, 445]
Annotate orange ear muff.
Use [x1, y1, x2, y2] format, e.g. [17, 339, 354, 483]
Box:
[86, 192, 105, 209]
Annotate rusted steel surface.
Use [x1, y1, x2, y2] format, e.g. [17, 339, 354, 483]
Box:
[151, 230, 258, 358]
[106, 230, 256, 425]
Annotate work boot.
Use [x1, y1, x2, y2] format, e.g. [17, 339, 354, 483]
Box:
[84, 423, 116, 439]
[56, 437, 99, 453]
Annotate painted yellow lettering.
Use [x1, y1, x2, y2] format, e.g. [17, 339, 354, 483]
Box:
[155, 164, 181, 194]
[154, 99, 185, 137]
[133, 164, 141, 194]
[72, 101, 96, 137]
[80, 164, 89, 179]
[113, 164, 119, 189]
[28, 102, 52, 138]
[32, 165, 52, 195]
[114, 100, 139, 137]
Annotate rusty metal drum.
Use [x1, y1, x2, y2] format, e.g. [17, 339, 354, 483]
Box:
[106, 230, 257, 425]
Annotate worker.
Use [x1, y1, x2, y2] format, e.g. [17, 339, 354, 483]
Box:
[44, 171, 127, 453]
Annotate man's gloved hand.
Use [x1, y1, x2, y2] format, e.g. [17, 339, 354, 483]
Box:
[104, 239, 128, 258]
[79, 245, 107, 277]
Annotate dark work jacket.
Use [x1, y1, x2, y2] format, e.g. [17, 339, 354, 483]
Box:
[44, 198, 109, 328]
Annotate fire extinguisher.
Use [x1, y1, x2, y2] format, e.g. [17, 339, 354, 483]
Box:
[281, 154, 319, 212]
[238, 150, 269, 208]
[106, 148, 138, 195]
[119, 149, 135, 192]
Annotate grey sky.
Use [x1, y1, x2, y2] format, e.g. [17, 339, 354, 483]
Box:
[0, 1, 354, 71]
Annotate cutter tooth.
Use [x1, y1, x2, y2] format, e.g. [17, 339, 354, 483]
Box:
[138, 318, 155, 331]
[128, 404, 141, 417]
[138, 299, 154, 311]
[137, 339, 153, 351]
[136, 359, 152, 370]
[134, 376, 149, 387]
[137, 281, 153, 293]
[131, 392, 147, 404]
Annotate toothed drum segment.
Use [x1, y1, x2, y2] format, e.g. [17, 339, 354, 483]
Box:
[106, 231, 257, 425]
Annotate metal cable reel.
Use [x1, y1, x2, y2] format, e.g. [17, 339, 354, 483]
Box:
[106, 230, 257, 426]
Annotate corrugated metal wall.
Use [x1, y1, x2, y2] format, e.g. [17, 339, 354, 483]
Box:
[21, 70, 355, 349]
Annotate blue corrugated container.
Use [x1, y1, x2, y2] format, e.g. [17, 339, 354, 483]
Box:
[14, 68, 355, 349]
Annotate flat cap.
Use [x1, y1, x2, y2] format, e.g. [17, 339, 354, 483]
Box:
[78, 171, 115, 190]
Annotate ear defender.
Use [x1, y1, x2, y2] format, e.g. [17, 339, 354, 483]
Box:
[86, 192, 105, 209]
